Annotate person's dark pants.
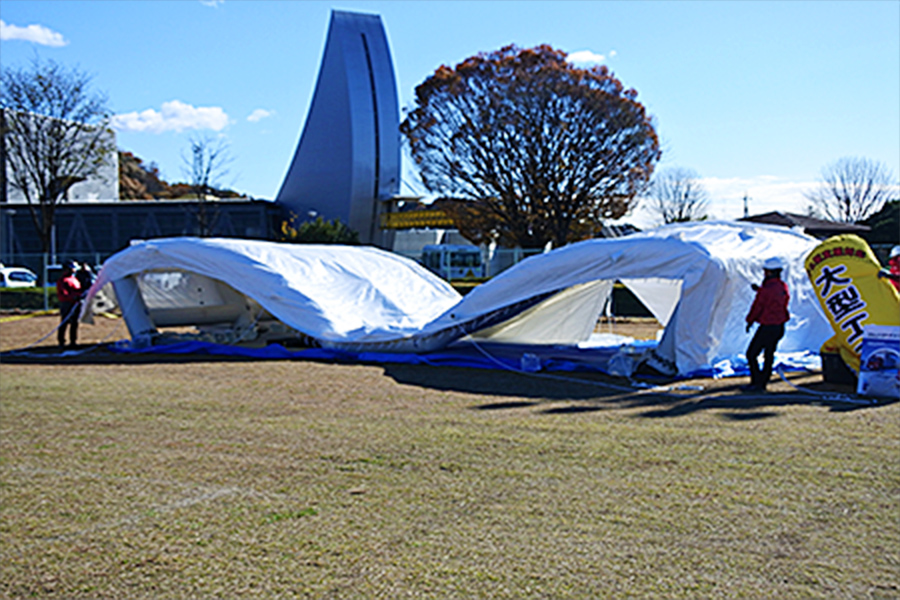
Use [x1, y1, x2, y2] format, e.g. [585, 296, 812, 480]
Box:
[58, 301, 80, 346]
[746, 323, 785, 389]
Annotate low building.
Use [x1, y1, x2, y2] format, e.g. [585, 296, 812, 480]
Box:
[739, 211, 870, 239]
[1, 199, 284, 278]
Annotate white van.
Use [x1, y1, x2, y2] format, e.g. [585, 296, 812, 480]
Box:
[421, 244, 485, 280]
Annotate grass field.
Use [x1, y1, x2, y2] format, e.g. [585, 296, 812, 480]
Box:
[1, 315, 898, 598]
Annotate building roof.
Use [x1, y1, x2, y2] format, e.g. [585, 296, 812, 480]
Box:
[739, 211, 870, 238]
[595, 223, 641, 238]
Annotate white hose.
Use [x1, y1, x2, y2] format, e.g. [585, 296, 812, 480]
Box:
[466, 338, 688, 396]
[775, 366, 873, 405]
[5, 290, 128, 358]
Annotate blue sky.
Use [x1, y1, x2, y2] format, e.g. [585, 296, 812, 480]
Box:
[1, 0, 898, 228]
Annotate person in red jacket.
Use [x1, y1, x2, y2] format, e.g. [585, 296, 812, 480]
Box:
[878, 245, 900, 292]
[743, 257, 790, 392]
[56, 261, 82, 347]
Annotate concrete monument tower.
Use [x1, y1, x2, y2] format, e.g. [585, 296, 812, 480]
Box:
[275, 11, 400, 247]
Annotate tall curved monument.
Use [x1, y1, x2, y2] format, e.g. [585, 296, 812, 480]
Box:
[275, 11, 400, 247]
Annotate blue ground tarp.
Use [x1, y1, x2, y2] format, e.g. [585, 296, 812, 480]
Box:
[110, 339, 821, 381]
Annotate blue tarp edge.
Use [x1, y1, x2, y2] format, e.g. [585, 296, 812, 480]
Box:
[109, 339, 821, 381]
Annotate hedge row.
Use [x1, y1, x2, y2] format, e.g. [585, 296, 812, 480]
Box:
[0, 288, 59, 310]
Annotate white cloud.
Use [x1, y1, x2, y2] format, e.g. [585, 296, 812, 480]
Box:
[112, 100, 230, 134]
[0, 20, 68, 47]
[200, 0, 224, 6]
[247, 108, 273, 123]
[567, 49, 606, 65]
[700, 175, 815, 220]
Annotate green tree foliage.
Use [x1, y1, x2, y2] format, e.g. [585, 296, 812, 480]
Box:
[279, 215, 360, 245]
[119, 150, 247, 201]
[119, 151, 169, 199]
[1, 57, 115, 253]
[401, 45, 660, 248]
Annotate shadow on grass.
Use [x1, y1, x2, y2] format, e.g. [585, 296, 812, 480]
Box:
[382, 364, 892, 418]
[3, 346, 891, 418]
[0, 346, 264, 365]
[474, 401, 540, 410]
[383, 363, 629, 402]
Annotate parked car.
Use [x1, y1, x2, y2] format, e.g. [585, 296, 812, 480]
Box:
[0, 265, 38, 288]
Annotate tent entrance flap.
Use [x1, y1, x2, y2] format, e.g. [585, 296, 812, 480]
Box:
[468, 280, 613, 345]
[619, 278, 683, 327]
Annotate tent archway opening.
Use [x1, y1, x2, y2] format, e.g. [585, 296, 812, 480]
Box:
[464, 277, 684, 374]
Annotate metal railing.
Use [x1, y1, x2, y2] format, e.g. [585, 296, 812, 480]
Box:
[4, 246, 549, 286]
[395, 247, 547, 280]
[7, 243, 895, 289]
[2, 252, 106, 284]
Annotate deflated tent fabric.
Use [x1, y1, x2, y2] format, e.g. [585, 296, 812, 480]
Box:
[84, 221, 834, 376]
[84, 238, 463, 346]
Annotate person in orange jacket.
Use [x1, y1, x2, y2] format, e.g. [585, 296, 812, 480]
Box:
[56, 261, 82, 347]
[743, 257, 790, 392]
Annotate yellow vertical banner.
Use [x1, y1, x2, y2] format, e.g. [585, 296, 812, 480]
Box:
[805, 234, 900, 373]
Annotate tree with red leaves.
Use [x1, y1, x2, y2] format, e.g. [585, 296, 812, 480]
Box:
[401, 45, 660, 248]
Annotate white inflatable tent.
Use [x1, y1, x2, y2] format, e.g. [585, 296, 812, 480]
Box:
[83, 221, 833, 376]
[449, 221, 832, 374]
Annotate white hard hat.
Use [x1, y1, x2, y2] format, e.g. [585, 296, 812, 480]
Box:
[890, 245, 900, 259]
[763, 257, 784, 270]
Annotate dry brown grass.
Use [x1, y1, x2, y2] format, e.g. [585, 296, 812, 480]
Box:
[1, 314, 898, 599]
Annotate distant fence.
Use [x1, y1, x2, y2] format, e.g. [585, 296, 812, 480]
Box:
[1, 252, 107, 287]
[394, 247, 546, 279]
[5, 242, 895, 312]
[9, 243, 896, 284]
[7, 247, 547, 287]
[0, 252, 110, 311]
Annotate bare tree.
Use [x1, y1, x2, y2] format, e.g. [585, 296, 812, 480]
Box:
[805, 157, 898, 223]
[646, 167, 709, 224]
[181, 134, 233, 236]
[0, 57, 114, 253]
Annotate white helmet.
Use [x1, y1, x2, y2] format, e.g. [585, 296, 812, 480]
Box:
[890, 245, 900, 259]
[763, 257, 784, 270]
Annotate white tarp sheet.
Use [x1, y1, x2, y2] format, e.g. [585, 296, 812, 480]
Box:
[86, 238, 463, 343]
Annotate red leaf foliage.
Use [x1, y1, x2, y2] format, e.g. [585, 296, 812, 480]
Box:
[401, 45, 660, 248]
